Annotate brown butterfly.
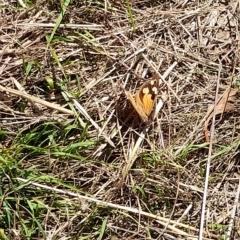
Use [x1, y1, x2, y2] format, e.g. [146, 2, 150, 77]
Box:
[122, 74, 159, 123]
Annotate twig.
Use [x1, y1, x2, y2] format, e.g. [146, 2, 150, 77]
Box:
[226, 179, 240, 239]
[0, 85, 73, 115]
[17, 177, 217, 239]
[198, 61, 221, 240]
[17, 23, 104, 30]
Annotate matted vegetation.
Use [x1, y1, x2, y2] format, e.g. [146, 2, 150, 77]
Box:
[0, 0, 240, 239]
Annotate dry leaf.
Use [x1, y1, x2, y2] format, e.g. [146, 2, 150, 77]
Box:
[204, 88, 237, 142]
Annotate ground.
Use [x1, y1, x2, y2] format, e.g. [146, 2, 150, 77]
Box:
[0, 0, 240, 239]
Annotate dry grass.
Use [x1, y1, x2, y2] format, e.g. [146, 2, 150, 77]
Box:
[0, 0, 240, 239]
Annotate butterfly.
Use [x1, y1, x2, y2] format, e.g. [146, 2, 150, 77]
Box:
[122, 74, 159, 123]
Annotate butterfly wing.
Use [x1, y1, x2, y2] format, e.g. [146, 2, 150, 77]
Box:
[141, 93, 155, 116]
[136, 74, 159, 117]
[125, 90, 148, 123]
